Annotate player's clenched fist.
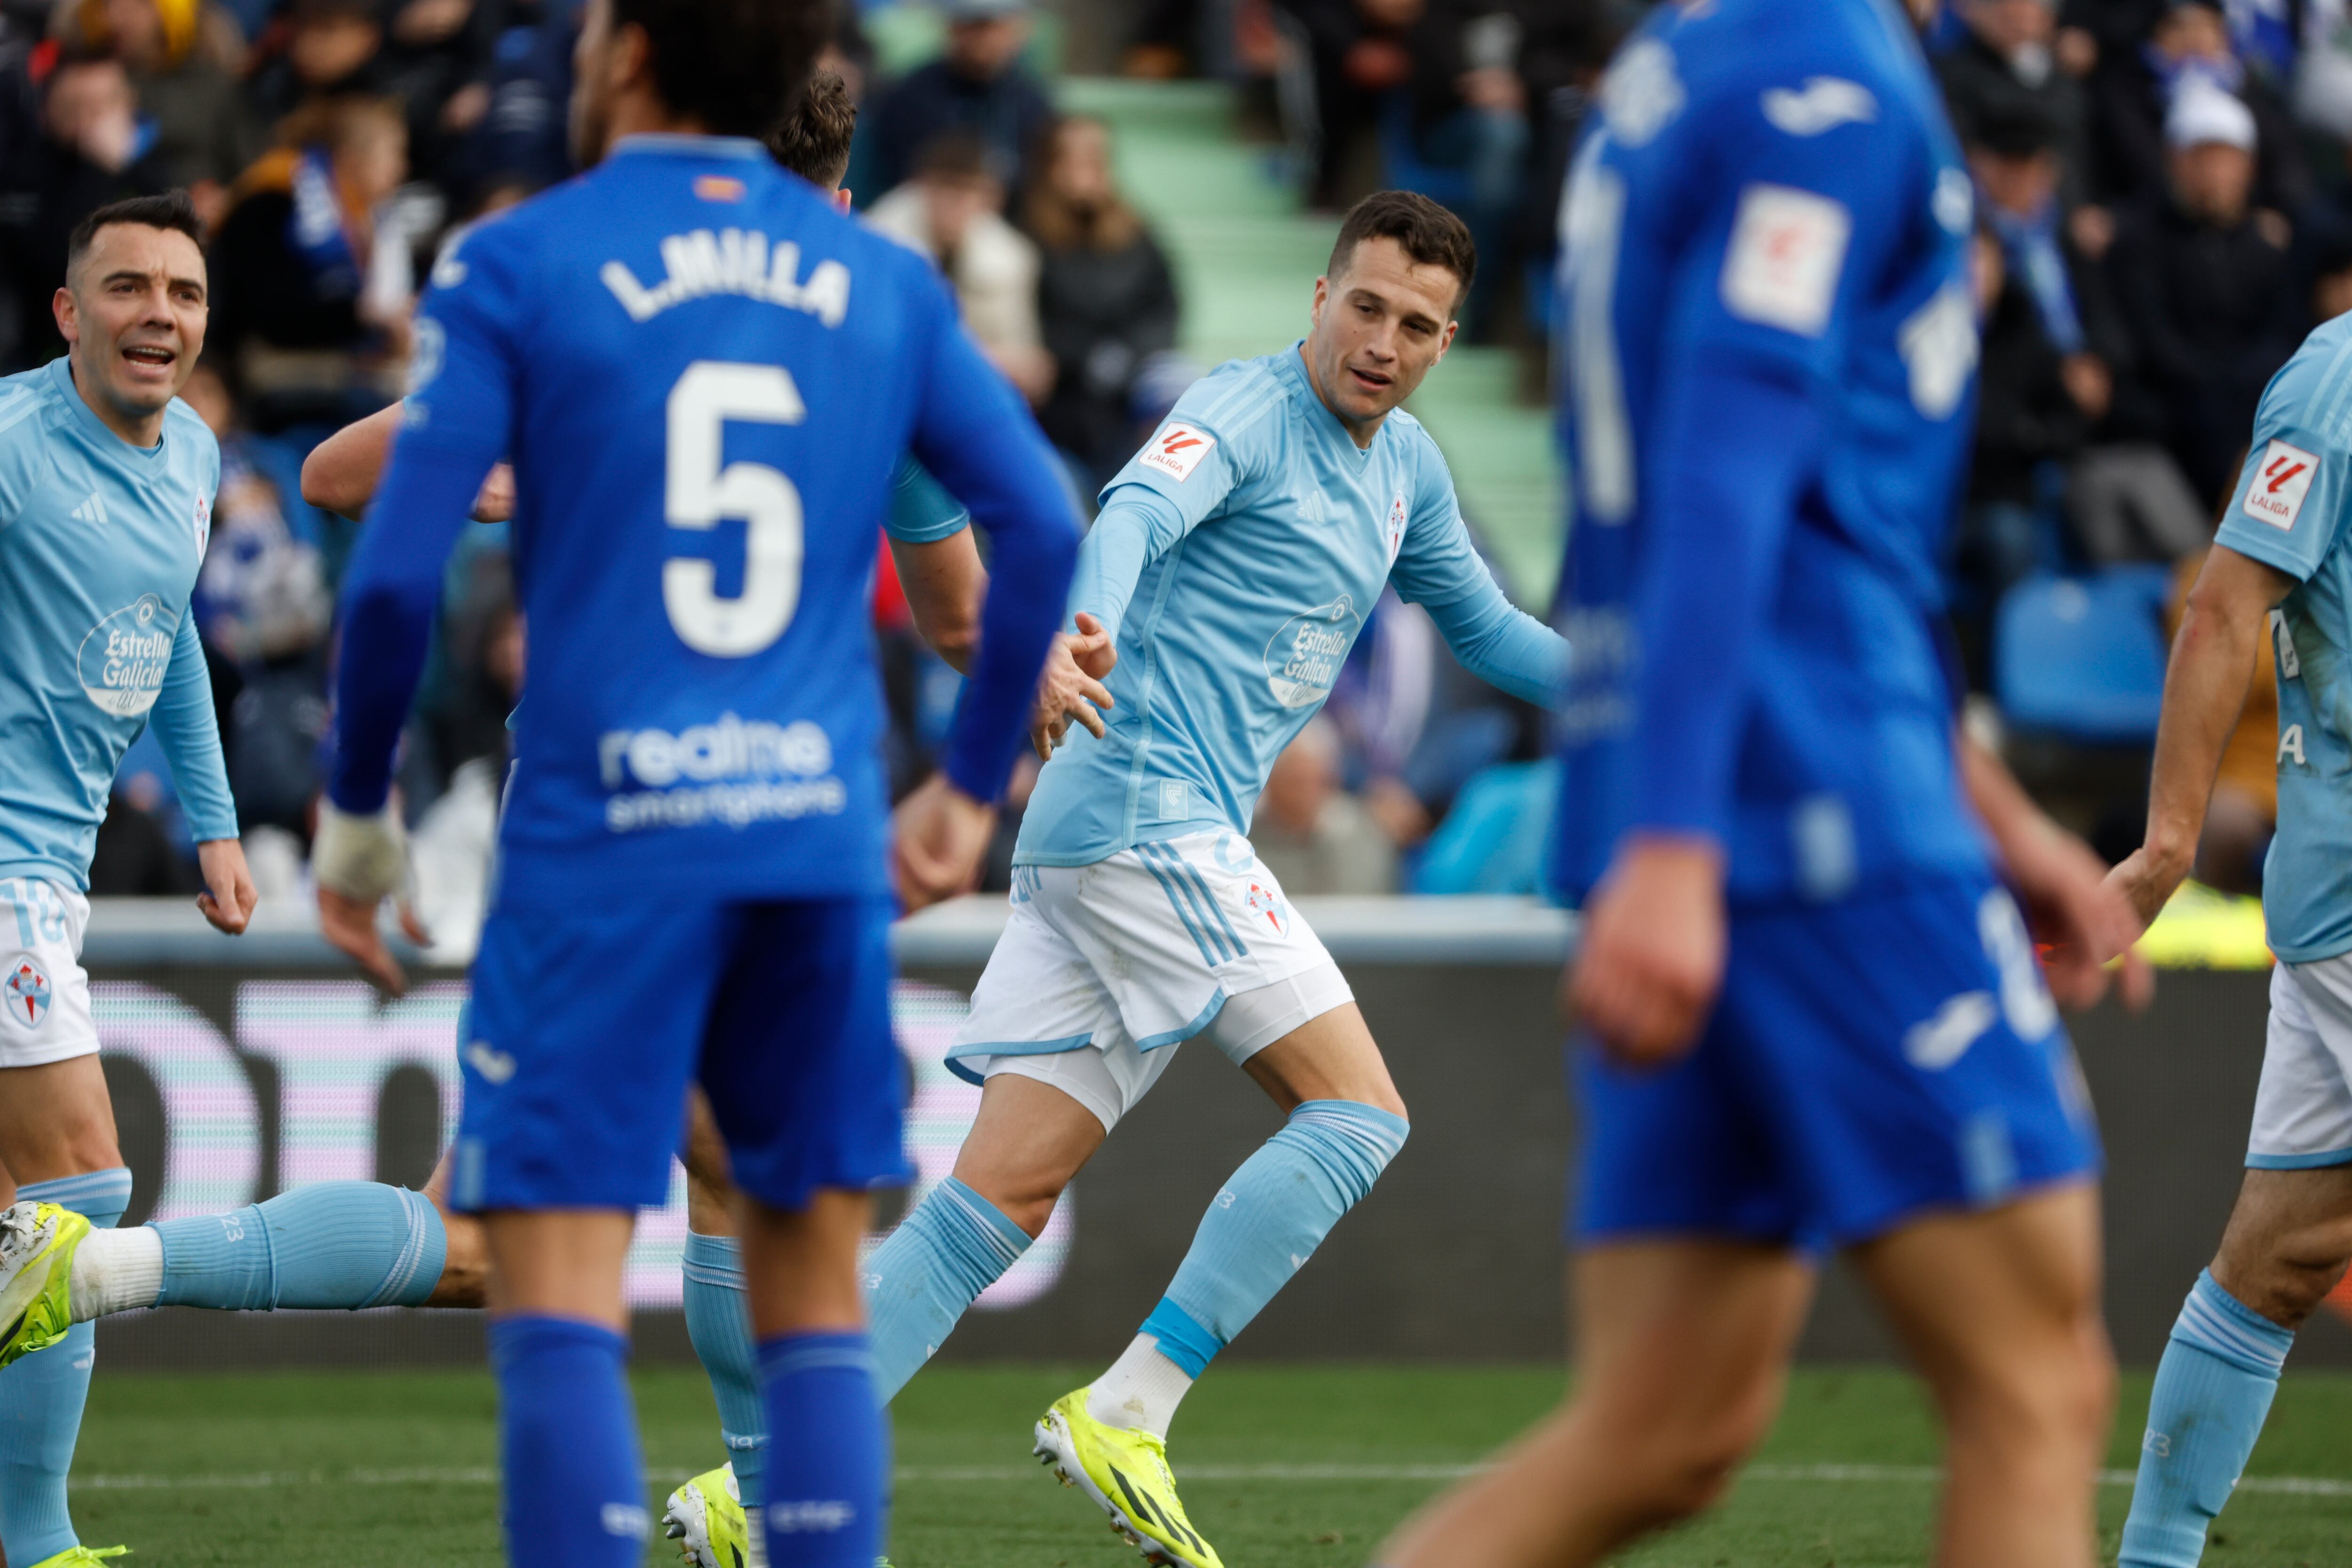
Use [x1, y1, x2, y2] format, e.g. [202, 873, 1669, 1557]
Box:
[1030, 611, 1118, 760]
[893, 772, 999, 911]
[1565, 836, 1728, 1068]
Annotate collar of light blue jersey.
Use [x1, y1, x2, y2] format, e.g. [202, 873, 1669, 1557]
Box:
[1276, 341, 1384, 465]
[608, 133, 769, 161]
[46, 354, 168, 468]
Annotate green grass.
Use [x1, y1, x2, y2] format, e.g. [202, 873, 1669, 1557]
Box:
[57, 1363, 2352, 1565]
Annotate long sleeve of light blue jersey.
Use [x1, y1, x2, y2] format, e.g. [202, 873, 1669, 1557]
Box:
[905, 288, 1081, 802]
[1627, 348, 1820, 843]
[1424, 587, 1567, 707]
[1068, 486, 1192, 639]
[150, 611, 238, 840]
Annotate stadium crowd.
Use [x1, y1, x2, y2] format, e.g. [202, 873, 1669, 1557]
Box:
[18, 0, 2352, 933]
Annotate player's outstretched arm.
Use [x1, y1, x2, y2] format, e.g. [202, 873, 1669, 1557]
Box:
[2107, 543, 2295, 932]
[302, 402, 514, 524]
[889, 528, 986, 673]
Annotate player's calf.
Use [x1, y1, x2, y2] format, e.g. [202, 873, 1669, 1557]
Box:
[2210, 1167, 2352, 1329]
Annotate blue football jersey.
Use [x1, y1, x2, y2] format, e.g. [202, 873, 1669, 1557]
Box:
[331, 135, 1076, 905]
[1550, 0, 1988, 904]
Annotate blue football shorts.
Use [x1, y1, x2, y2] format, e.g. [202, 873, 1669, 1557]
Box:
[1572, 872, 2101, 1251]
[451, 893, 912, 1213]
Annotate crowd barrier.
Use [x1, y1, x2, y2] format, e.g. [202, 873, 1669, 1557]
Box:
[63, 894, 2331, 1369]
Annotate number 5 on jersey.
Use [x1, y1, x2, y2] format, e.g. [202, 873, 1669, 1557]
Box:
[665, 360, 806, 657]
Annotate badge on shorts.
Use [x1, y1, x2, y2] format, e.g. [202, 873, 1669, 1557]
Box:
[4, 955, 51, 1029]
[1244, 882, 1289, 937]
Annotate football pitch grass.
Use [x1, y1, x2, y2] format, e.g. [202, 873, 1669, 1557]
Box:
[60, 1363, 2352, 1566]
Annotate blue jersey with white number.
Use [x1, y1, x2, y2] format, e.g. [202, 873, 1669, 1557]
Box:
[2210, 312, 2352, 963]
[331, 135, 1076, 906]
[1549, 0, 1987, 905]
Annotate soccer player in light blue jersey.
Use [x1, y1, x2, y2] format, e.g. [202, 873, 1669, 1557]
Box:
[2100, 310, 2352, 1562]
[1379, 2, 2148, 1566]
[857, 191, 1568, 1568]
[0, 193, 487, 1568]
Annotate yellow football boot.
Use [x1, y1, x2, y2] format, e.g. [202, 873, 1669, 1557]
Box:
[661, 1463, 758, 1568]
[1033, 1389, 1224, 1568]
[26, 1548, 128, 1567]
[0, 1202, 88, 1370]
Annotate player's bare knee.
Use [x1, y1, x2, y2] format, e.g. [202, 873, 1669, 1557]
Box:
[2220, 1238, 2350, 1329]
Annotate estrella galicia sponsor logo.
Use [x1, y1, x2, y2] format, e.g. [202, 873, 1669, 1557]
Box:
[597, 712, 846, 833]
[1263, 595, 1361, 709]
[77, 594, 173, 716]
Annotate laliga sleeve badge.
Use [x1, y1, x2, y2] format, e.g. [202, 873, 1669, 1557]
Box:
[2244, 439, 2319, 531]
[1140, 423, 1215, 482]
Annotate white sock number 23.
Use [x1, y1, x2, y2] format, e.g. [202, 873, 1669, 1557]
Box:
[663, 360, 806, 657]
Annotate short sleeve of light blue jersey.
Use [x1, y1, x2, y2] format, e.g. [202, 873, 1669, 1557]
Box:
[1653, 67, 1916, 385]
[884, 457, 970, 543]
[2215, 390, 2352, 584]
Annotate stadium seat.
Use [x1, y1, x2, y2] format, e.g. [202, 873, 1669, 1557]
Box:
[1993, 565, 2174, 744]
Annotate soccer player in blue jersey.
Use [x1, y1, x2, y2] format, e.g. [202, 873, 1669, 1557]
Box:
[0, 193, 479, 1568]
[2097, 308, 2352, 1563]
[850, 191, 1568, 1568]
[1375, 3, 2147, 1566]
[303, 0, 1077, 1562]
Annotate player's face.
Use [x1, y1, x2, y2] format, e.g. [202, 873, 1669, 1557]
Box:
[1305, 236, 1460, 435]
[56, 222, 207, 422]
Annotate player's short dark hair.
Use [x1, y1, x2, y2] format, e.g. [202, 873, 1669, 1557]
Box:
[1327, 191, 1477, 314]
[612, 0, 826, 141]
[67, 191, 206, 283]
[765, 70, 856, 188]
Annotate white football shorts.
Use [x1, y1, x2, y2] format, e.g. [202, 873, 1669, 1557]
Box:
[949, 829, 1353, 1133]
[0, 876, 98, 1068]
[2249, 952, 2352, 1169]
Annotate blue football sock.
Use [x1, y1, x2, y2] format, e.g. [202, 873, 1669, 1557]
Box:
[683, 1231, 767, 1508]
[1149, 1100, 1408, 1376]
[864, 1178, 1030, 1401]
[0, 1167, 132, 1567]
[490, 1315, 648, 1568]
[760, 1331, 887, 1568]
[2121, 1269, 2296, 1567]
[152, 1180, 446, 1310]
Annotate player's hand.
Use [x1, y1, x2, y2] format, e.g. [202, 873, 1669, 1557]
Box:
[1565, 836, 1726, 1069]
[470, 463, 515, 524]
[2006, 816, 2155, 1013]
[312, 798, 431, 994]
[2103, 844, 2186, 940]
[892, 772, 997, 911]
[194, 838, 257, 935]
[1030, 613, 1117, 761]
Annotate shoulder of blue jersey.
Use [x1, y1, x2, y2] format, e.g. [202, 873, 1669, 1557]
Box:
[1598, 0, 1909, 154]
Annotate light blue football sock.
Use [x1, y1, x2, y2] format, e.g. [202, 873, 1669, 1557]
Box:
[864, 1178, 1031, 1402]
[152, 1180, 447, 1310]
[1146, 1100, 1408, 1376]
[683, 1231, 767, 1508]
[0, 1166, 132, 1567]
[2121, 1269, 2296, 1567]
[491, 1314, 648, 1568]
[760, 1330, 887, 1568]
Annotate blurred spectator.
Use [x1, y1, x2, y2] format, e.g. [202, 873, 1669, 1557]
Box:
[2293, 0, 2352, 153]
[1253, 716, 1398, 894]
[1937, 0, 2098, 224]
[376, 0, 499, 188]
[2104, 82, 2304, 506]
[2086, 0, 2308, 217]
[1024, 115, 1178, 490]
[2166, 547, 2275, 891]
[87, 773, 199, 895]
[0, 49, 170, 371]
[466, 0, 578, 195]
[209, 92, 413, 429]
[247, 0, 388, 130]
[868, 129, 1052, 403]
[65, 0, 262, 231]
[859, 0, 1053, 201]
[1279, 0, 1419, 209]
[1399, 2, 1528, 334]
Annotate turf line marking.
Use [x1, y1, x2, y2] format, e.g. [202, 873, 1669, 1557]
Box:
[68, 1463, 2352, 1497]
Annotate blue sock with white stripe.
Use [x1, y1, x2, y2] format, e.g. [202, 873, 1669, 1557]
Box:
[2121, 1269, 2296, 1567]
[152, 1180, 446, 1309]
[490, 1314, 647, 1568]
[863, 1178, 1032, 1401]
[1147, 1100, 1409, 1377]
[0, 1167, 132, 1568]
[682, 1231, 767, 1508]
[759, 1331, 887, 1567]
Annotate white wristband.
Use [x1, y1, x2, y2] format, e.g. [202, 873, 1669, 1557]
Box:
[312, 798, 408, 903]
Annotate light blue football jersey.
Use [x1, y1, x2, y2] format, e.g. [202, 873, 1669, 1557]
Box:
[1016, 345, 1566, 866]
[0, 356, 235, 890]
[2212, 311, 2352, 963]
